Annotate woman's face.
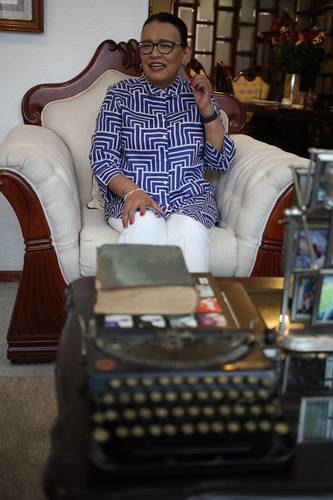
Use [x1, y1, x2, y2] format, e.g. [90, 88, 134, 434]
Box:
[140, 21, 189, 89]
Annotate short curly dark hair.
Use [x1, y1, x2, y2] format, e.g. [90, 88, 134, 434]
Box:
[142, 12, 188, 47]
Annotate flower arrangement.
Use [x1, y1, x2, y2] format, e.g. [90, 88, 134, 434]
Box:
[270, 23, 326, 74]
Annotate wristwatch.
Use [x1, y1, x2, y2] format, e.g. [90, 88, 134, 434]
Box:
[200, 109, 218, 123]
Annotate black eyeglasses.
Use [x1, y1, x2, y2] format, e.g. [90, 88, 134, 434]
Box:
[139, 40, 185, 55]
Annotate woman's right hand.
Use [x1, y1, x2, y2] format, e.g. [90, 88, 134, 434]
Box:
[122, 190, 164, 228]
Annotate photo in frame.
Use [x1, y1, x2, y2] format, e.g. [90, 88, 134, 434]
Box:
[0, 0, 43, 32]
[310, 152, 333, 209]
[291, 271, 317, 323]
[297, 396, 333, 443]
[291, 165, 313, 209]
[312, 269, 333, 325]
[293, 220, 331, 270]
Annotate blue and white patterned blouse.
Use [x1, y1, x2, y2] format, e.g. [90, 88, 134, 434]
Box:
[90, 74, 236, 228]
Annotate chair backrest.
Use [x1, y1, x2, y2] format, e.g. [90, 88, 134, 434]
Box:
[232, 68, 270, 102]
[214, 60, 234, 94]
[21, 39, 245, 207]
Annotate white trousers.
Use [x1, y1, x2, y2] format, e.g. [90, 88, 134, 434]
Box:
[108, 211, 210, 272]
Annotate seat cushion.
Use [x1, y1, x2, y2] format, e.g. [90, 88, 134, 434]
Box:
[209, 226, 238, 276]
[80, 207, 119, 276]
[80, 208, 239, 278]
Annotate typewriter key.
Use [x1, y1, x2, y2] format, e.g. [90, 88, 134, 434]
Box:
[164, 424, 177, 436]
[105, 410, 119, 422]
[155, 407, 168, 418]
[228, 390, 240, 400]
[247, 376, 259, 385]
[172, 376, 183, 385]
[109, 379, 121, 389]
[227, 421, 240, 433]
[211, 421, 224, 433]
[211, 389, 223, 400]
[172, 406, 185, 418]
[197, 390, 209, 400]
[93, 428, 110, 443]
[181, 423, 195, 435]
[101, 394, 115, 404]
[274, 422, 289, 435]
[142, 378, 154, 386]
[149, 424, 162, 436]
[180, 391, 193, 401]
[258, 389, 270, 400]
[165, 391, 177, 402]
[133, 392, 147, 403]
[126, 378, 139, 387]
[197, 422, 210, 434]
[139, 407, 152, 419]
[261, 377, 274, 387]
[250, 405, 262, 416]
[259, 420, 272, 432]
[92, 411, 104, 423]
[115, 426, 129, 438]
[132, 425, 145, 438]
[244, 420, 257, 432]
[150, 391, 162, 402]
[203, 376, 214, 385]
[219, 405, 231, 416]
[233, 405, 246, 416]
[187, 406, 200, 417]
[158, 377, 170, 386]
[123, 409, 136, 420]
[118, 392, 131, 404]
[203, 406, 215, 417]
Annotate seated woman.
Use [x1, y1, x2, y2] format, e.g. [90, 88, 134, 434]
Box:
[90, 12, 235, 272]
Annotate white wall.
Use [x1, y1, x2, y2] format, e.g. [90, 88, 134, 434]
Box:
[0, 0, 148, 270]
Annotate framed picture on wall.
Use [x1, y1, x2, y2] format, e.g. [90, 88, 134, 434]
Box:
[0, 0, 43, 33]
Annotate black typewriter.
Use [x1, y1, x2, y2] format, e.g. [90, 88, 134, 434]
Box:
[85, 322, 294, 477]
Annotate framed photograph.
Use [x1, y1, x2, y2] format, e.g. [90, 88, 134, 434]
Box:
[310, 152, 333, 208]
[297, 396, 333, 444]
[312, 269, 333, 325]
[0, 0, 43, 32]
[293, 220, 330, 270]
[291, 165, 313, 209]
[291, 271, 317, 322]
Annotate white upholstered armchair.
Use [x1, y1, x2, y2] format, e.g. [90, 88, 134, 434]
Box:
[0, 40, 307, 362]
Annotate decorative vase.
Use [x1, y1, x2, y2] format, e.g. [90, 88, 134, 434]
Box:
[283, 73, 301, 104]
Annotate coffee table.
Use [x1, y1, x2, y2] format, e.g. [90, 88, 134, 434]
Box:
[44, 276, 333, 499]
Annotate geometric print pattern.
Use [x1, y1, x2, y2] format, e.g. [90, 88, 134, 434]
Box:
[89, 74, 235, 228]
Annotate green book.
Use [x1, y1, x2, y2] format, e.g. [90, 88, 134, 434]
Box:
[94, 244, 197, 315]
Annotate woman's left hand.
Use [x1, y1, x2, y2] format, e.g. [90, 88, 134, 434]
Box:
[190, 74, 214, 117]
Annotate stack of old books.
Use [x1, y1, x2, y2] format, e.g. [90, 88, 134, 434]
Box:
[94, 244, 198, 316]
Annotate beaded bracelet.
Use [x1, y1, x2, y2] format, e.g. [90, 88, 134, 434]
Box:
[123, 187, 144, 203]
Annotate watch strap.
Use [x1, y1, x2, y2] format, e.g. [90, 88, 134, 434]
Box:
[200, 109, 218, 123]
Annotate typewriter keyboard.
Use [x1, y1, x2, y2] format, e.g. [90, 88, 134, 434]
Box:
[88, 371, 293, 474]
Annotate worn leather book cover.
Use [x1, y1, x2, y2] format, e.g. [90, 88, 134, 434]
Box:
[94, 244, 197, 315]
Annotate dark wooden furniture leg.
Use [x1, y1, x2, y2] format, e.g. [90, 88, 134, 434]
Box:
[0, 170, 66, 362]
